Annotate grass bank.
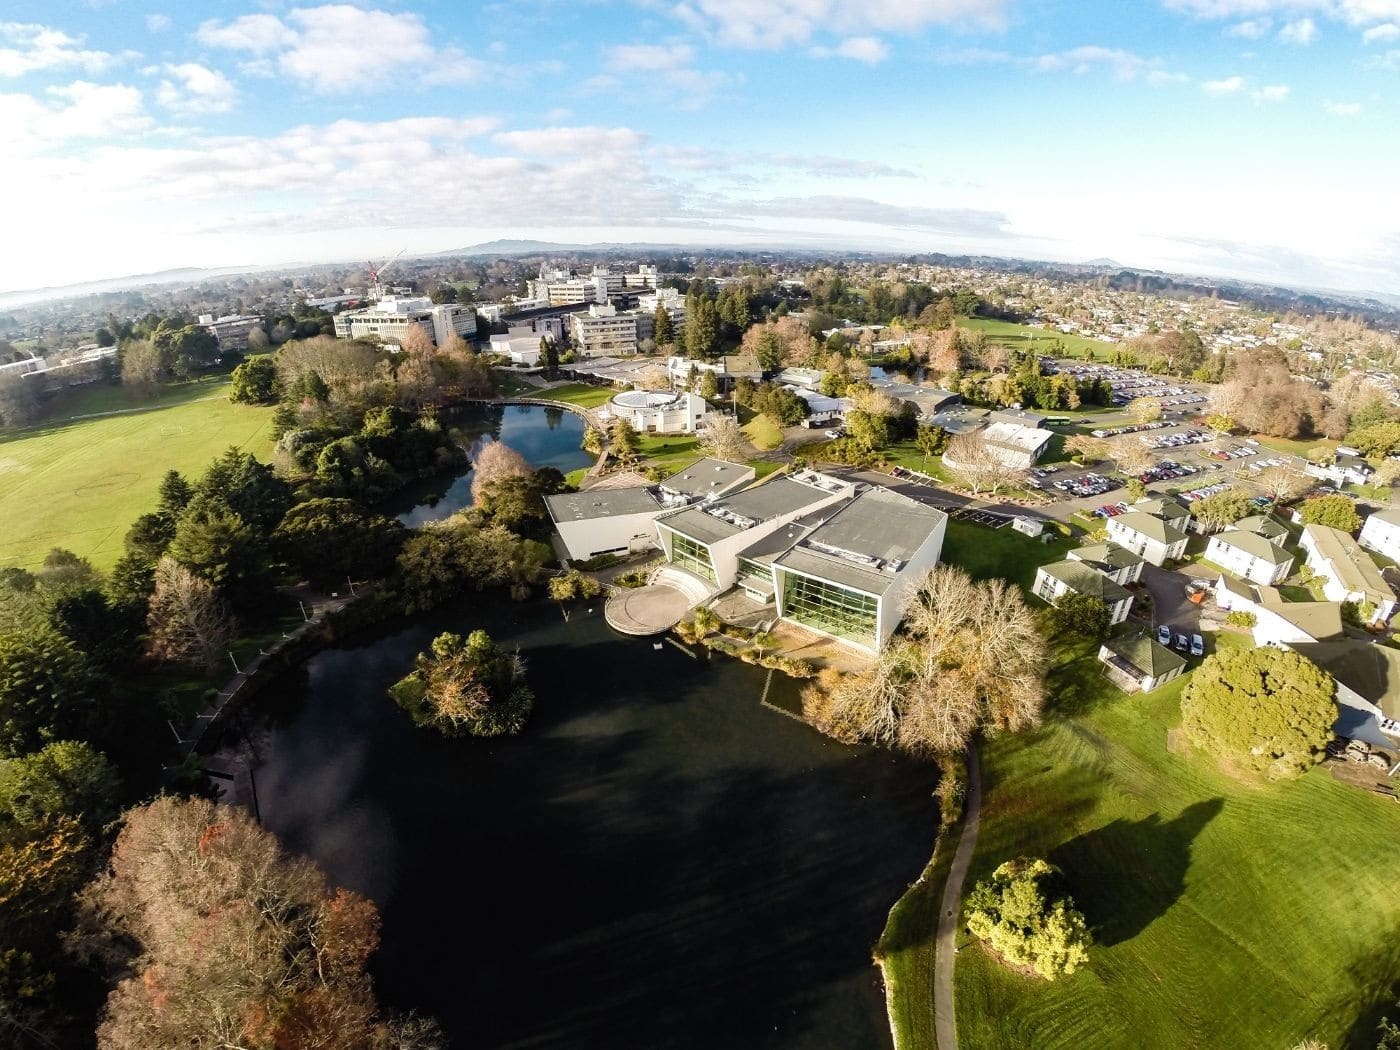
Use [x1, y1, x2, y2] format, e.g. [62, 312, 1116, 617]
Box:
[958, 318, 1119, 360]
[877, 833, 954, 1050]
[539, 382, 615, 409]
[951, 642, 1400, 1049]
[942, 518, 1070, 594]
[0, 377, 273, 570]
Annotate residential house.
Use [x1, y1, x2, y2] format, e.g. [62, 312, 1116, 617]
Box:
[1066, 542, 1145, 585]
[1360, 508, 1400, 563]
[1106, 509, 1188, 566]
[1203, 529, 1295, 585]
[1098, 634, 1188, 693]
[1032, 560, 1134, 624]
[1305, 451, 1373, 487]
[1289, 641, 1400, 746]
[1214, 576, 1345, 646]
[1299, 524, 1398, 625]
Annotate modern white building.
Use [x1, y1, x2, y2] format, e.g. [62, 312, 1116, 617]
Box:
[602, 390, 707, 435]
[332, 296, 476, 347]
[1106, 510, 1188, 567]
[571, 304, 639, 357]
[1204, 529, 1294, 585]
[1299, 524, 1397, 625]
[1360, 509, 1400, 563]
[546, 487, 665, 562]
[1032, 560, 1134, 624]
[666, 354, 762, 390]
[488, 326, 551, 366]
[976, 421, 1055, 470]
[1305, 452, 1373, 487]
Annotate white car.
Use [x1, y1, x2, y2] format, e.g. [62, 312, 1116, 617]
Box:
[1190, 634, 1205, 657]
[1156, 624, 1172, 646]
[823, 429, 843, 439]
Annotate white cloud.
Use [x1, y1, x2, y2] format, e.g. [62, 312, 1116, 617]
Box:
[810, 36, 890, 62]
[1225, 18, 1271, 36]
[0, 22, 119, 77]
[196, 5, 484, 93]
[155, 63, 236, 114]
[1252, 83, 1289, 101]
[931, 46, 1012, 65]
[1165, 0, 1400, 29]
[1326, 99, 1362, 114]
[1363, 22, 1400, 41]
[666, 0, 1008, 49]
[1203, 74, 1246, 93]
[0, 80, 149, 149]
[607, 43, 696, 71]
[145, 14, 172, 34]
[492, 125, 647, 155]
[1033, 46, 1164, 80]
[1278, 16, 1318, 41]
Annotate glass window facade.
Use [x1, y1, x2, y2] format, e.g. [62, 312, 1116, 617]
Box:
[780, 571, 878, 645]
[669, 531, 716, 582]
[737, 557, 772, 584]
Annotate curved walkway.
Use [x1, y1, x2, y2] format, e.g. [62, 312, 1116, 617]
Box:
[934, 744, 982, 1050]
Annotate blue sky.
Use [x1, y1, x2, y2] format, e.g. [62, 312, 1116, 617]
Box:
[2, 0, 1398, 293]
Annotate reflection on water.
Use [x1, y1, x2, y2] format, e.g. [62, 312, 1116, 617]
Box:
[253, 598, 937, 1049]
[391, 403, 592, 527]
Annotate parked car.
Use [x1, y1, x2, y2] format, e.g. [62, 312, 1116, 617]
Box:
[1174, 634, 1189, 653]
[823, 429, 843, 439]
[1190, 634, 1204, 657]
[1157, 624, 1172, 646]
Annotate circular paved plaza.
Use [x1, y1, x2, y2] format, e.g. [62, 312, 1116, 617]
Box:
[604, 584, 691, 636]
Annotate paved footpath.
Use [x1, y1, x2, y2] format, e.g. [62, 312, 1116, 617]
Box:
[934, 744, 983, 1050]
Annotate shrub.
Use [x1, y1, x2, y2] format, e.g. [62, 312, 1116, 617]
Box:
[965, 857, 1091, 980]
[614, 570, 649, 589]
[572, 552, 623, 572]
[1225, 610, 1257, 628]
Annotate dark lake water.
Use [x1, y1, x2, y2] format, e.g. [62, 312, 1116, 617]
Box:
[251, 598, 938, 1049]
[391, 403, 592, 527]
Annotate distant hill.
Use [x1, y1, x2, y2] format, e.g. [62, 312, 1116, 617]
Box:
[0, 265, 266, 310]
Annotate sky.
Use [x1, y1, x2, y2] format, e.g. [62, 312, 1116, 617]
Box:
[2, 0, 1399, 295]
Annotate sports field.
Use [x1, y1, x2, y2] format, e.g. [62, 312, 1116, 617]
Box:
[959, 317, 1120, 359]
[0, 378, 273, 571]
[949, 644, 1400, 1049]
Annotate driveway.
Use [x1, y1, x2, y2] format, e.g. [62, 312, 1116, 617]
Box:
[1139, 563, 1211, 636]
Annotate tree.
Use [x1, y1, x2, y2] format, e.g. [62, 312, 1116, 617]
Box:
[73, 796, 441, 1050]
[699, 414, 748, 462]
[0, 740, 118, 831]
[966, 857, 1090, 980]
[0, 631, 97, 758]
[1045, 592, 1112, 639]
[1254, 465, 1312, 505]
[145, 557, 237, 671]
[1107, 435, 1154, 476]
[273, 498, 406, 588]
[1189, 490, 1253, 533]
[1298, 494, 1362, 533]
[1064, 434, 1110, 465]
[119, 338, 164, 396]
[699, 370, 720, 401]
[945, 434, 1028, 495]
[1204, 413, 1235, 437]
[166, 503, 271, 609]
[196, 448, 293, 534]
[610, 418, 641, 466]
[1344, 421, 1400, 458]
[228, 358, 280, 404]
[653, 305, 674, 348]
[846, 409, 891, 452]
[1180, 646, 1334, 779]
[813, 566, 1046, 755]
[543, 337, 559, 372]
[914, 423, 947, 463]
[547, 568, 602, 603]
[469, 441, 532, 504]
[389, 630, 533, 737]
[1125, 477, 1147, 502]
[1125, 396, 1162, 425]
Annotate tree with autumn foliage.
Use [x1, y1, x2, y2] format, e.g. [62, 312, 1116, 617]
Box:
[70, 797, 442, 1050]
[390, 630, 533, 737]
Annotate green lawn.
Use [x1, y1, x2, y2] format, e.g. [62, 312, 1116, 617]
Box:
[0, 377, 274, 571]
[636, 433, 702, 474]
[877, 836, 953, 1050]
[951, 644, 1400, 1050]
[942, 518, 1071, 594]
[539, 382, 615, 409]
[494, 372, 538, 397]
[740, 410, 783, 451]
[958, 318, 1120, 361]
[747, 460, 784, 480]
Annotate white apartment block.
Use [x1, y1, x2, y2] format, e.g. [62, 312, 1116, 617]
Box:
[333, 296, 477, 347]
[1203, 530, 1294, 585]
[198, 313, 263, 352]
[1360, 509, 1400, 563]
[1299, 524, 1397, 625]
[571, 304, 639, 357]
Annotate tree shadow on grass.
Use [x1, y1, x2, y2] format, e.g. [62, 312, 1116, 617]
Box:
[1338, 935, 1400, 1050]
[1050, 798, 1224, 947]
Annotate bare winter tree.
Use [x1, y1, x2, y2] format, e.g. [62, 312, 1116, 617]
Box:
[1108, 435, 1155, 476]
[699, 414, 749, 462]
[1255, 464, 1313, 504]
[814, 566, 1047, 756]
[469, 441, 532, 503]
[146, 557, 237, 671]
[945, 434, 1028, 495]
[120, 339, 163, 398]
[1125, 396, 1162, 425]
[1064, 433, 1110, 465]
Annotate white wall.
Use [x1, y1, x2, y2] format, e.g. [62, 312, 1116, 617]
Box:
[874, 516, 948, 649]
[556, 511, 663, 561]
[1360, 515, 1400, 562]
[1204, 536, 1293, 585]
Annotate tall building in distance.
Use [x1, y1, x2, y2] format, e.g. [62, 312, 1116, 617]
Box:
[332, 295, 477, 347]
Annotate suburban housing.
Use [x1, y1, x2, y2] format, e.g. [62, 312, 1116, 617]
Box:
[1298, 524, 1398, 626]
[1032, 559, 1134, 624]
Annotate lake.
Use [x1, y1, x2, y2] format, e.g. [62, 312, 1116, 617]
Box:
[250, 599, 938, 1049]
[392, 402, 592, 527]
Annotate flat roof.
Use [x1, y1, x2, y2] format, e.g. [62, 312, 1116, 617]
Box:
[659, 457, 756, 499]
[660, 475, 844, 544]
[774, 487, 947, 595]
[981, 421, 1054, 454]
[546, 487, 662, 523]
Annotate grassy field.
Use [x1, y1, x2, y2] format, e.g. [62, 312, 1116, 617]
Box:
[876, 835, 953, 1050]
[0, 377, 274, 571]
[958, 318, 1120, 361]
[942, 518, 1073, 594]
[636, 433, 703, 474]
[540, 382, 615, 409]
[740, 409, 783, 451]
[951, 642, 1400, 1050]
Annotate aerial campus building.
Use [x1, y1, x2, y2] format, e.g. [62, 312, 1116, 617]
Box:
[652, 471, 948, 653]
